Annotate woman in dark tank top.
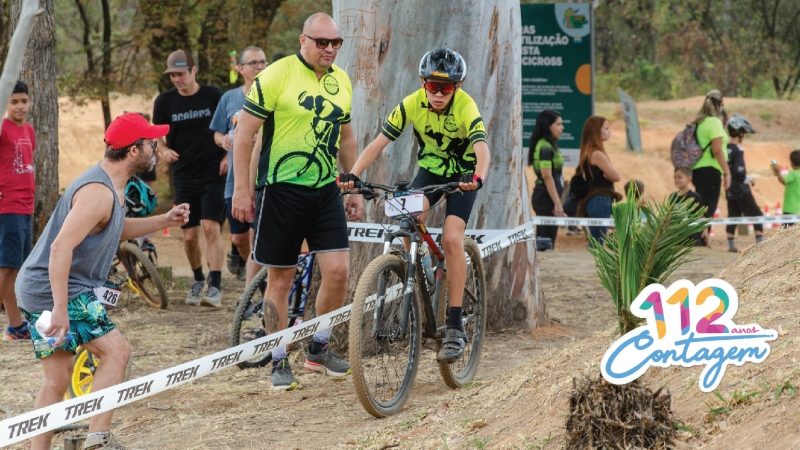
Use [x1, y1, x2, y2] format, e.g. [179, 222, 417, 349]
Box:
[575, 115, 621, 245]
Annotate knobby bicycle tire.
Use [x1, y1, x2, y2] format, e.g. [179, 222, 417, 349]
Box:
[349, 253, 421, 418]
[436, 238, 487, 388]
[230, 266, 272, 369]
[67, 347, 97, 398]
[118, 242, 168, 309]
[66, 347, 132, 398]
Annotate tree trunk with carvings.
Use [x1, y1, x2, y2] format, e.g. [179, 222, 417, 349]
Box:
[10, 0, 59, 240]
[333, 0, 546, 330]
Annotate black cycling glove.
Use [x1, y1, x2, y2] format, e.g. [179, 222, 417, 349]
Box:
[459, 173, 483, 190]
[338, 172, 362, 188]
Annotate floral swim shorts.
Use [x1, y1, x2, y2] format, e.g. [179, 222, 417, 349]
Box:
[21, 290, 117, 359]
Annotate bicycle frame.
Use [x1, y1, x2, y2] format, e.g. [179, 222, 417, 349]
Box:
[377, 216, 444, 341]
[350, 180, 460, 342]
[288, 252, 315, 324]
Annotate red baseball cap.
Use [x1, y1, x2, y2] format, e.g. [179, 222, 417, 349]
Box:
[104, 113, 170, 150]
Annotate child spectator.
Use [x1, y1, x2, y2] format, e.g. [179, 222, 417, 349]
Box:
[1, 81, 35, 340]
[624, 179, 645, 205]
[772, 149, 800, 227]
[725, 113, 763, 252]
[669, 167, 706, 246]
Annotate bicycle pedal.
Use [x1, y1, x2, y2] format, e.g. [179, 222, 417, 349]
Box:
[421, 337, 439, 351]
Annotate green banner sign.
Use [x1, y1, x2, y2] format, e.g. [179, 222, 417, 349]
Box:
[521, 3, 593, 166]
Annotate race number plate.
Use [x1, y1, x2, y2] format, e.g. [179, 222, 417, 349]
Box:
[94, 286, 121, 308]
[385, 193, 424, 218]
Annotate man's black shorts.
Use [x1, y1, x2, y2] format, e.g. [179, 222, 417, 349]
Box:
[173, 177, 226, 228]
[412, 168, 477, 224]
[253, 182, 348, 267]
[225, 198, 251, 234]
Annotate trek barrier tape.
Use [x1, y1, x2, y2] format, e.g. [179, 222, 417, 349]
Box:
[346, 214, 800, 245]
[0, 225, 532, 446]
[521, 214, 800, 228]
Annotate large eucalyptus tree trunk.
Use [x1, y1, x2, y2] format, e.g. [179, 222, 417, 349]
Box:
[11, 0, 58, 240]
[333, 0, 546, 330]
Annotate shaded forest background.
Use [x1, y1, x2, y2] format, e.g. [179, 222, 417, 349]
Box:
[3, 0, 800, 116]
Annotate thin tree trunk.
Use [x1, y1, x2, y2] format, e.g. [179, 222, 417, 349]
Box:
[139, 0, 191, 93]
[197, 0, 229, 88]
[333, 0, 546, 330]
[100, 0, 111, 127]
[0, 0, 40, 125]
[11, 0, 58, 239]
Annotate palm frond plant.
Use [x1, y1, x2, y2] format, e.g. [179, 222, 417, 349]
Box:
[588, 190, 709, 334]
[566, 189, 709, 449]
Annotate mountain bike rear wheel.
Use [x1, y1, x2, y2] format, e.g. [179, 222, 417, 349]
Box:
[67, 347, 97, 398]
[230, 266, 271, 369]
[349, 254, 421, 418]
[118, 242, 168, 309]
[436, 238, 486, 388]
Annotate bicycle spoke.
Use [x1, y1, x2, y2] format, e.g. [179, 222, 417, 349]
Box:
[350, 254, 420, 417]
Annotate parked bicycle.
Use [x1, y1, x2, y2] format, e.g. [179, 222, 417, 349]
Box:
[343, 180, 486, 417]
[229, 252, 316, 369]
[113, 238, 168, 309]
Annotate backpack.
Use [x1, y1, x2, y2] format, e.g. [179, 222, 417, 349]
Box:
[568, 165, 591, 200]
[670, 123, 710, 169]
[125, 176, 157, 217]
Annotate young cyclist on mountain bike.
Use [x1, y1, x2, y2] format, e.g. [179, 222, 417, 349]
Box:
[338, 48, 490, 362]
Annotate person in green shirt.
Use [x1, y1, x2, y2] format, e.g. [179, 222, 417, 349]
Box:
[692, 89, 732, 244]
[528, 110, 565, 247]
[772, 150, 800, 225]
[231, 12, 363, 391]
[339, 48, 489, 362]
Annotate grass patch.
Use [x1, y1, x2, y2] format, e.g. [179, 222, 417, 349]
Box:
[704, 389, 760, 422]
[773, 380, 797, 400]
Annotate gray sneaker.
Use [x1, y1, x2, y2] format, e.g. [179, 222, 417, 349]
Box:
[83, 431, 127, 449]
[271, 358, 299, 391]
[437, 328, 467, 363]
[201, 286, 222, 307]
[304, 343, 351, 377]
[226, 249, 241, 275]
[185, 281, 204, 306]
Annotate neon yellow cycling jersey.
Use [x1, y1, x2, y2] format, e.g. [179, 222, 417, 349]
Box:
[243, 53, 352, 188]
[381, 88, 486, 177]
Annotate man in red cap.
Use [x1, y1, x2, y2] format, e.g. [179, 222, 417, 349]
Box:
[153, 49, 226, 307]
[14, 113, 190, 450]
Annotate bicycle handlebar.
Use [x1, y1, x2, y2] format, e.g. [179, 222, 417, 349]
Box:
[343, 180, 462, 199]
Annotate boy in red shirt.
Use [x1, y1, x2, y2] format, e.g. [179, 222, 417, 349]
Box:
[1, 81, 36, 340]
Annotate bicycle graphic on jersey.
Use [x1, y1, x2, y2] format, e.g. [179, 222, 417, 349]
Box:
[418, 126, 476, 176]
[271, 91, 345, 187]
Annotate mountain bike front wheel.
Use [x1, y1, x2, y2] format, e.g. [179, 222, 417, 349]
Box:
[436, 238, 487, 388]
[230, 266, 272, 369]
[118, 242, 168, 309]
[66, 347, 97, 398]
[349, 253, 421, 418]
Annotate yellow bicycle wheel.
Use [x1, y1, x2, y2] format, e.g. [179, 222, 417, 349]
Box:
[66, 347, 99, 398]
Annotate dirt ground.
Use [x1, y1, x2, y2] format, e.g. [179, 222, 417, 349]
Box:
[6, 227, 789, 450]
[1, 96, 799, 449]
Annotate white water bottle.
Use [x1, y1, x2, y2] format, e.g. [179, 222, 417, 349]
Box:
[34, 310, 73, 351]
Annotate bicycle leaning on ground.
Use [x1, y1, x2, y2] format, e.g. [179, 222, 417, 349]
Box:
[343, 180, 487, 418]
[229, 252, 316, 369]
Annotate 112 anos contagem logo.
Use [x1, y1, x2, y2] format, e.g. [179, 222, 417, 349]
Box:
[601, 279, 777, 392]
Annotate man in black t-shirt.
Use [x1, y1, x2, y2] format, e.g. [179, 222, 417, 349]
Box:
[153, 49, 226, 307]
